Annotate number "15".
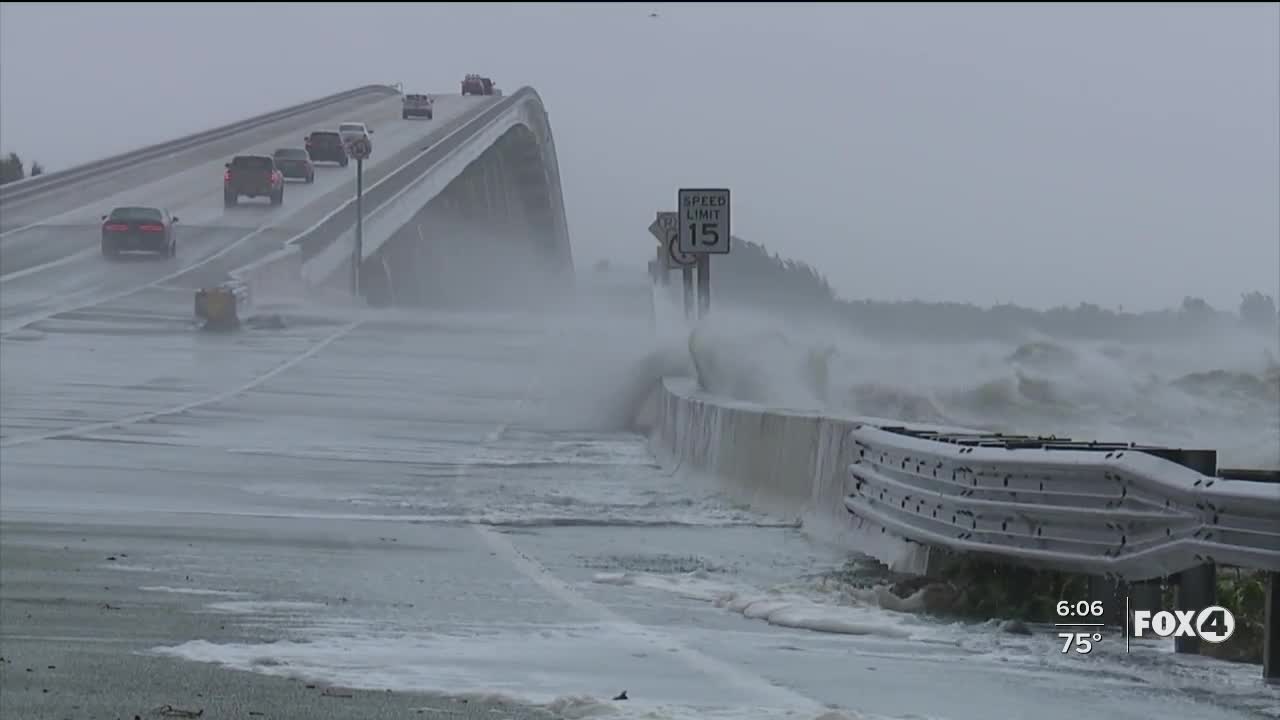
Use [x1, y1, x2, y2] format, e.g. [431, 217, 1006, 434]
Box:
[690, 223, 720, 247]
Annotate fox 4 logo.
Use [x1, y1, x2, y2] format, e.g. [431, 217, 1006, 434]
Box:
[1132, 606, 1236, 643]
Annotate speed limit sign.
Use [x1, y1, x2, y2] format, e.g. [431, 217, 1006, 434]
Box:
[678, 188, 730, 255]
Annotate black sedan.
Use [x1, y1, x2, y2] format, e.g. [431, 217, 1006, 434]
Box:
[101, 206, 179, 259]
[272, 147, 316, 183]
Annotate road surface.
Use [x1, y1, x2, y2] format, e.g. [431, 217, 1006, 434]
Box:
[2, 267, 1276, 720]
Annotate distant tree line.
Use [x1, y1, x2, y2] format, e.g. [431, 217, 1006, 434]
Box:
[703, 236, 838, 310]
[704, 235, 1280, 342]
[0, 152, 44, 185]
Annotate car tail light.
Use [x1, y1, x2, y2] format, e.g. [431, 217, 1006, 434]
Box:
[104, 223, 129, 232]
[139, 224, 164, 233]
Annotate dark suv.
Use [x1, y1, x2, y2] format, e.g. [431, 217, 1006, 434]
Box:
[305, 131, 348, 166]
[224, 155, 284, 207]
[272, 148, 315, 183]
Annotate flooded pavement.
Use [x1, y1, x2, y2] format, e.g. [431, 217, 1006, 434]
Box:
[2, 273, 1277, 720]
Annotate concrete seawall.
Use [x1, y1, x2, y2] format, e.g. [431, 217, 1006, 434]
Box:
[649, 375, 940, 575]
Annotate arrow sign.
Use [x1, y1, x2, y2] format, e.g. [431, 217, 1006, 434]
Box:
[648, 217, 663, 243]
[649, 211, 678, 245]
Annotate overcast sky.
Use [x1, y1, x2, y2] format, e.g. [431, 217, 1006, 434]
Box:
[2, 2, 1276, 311]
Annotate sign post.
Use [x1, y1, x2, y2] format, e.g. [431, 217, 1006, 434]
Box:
[649, 211, 696, 319]
[347, 136, 373, 298]
[677, 188, 730, 319]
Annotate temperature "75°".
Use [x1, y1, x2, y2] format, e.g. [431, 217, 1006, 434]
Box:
[1059, 632, 1102, 654]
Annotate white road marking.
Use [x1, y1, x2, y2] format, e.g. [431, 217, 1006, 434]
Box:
[0, 321, 361, 449]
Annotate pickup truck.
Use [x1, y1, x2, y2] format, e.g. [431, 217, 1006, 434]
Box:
[461, 74, 495, 96]
[402, 94, 434, 120]
[224, 155, 284, 207]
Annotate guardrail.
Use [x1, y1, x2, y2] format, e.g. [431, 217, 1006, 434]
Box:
[652, 370, 1280, 680]
[0, 84, 399, 205]
[844, 425, 1280, 581]
[659, 317, 1280, 582]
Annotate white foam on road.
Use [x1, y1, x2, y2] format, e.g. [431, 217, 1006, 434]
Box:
[203, 600, 328, 615]
[97, 563, 160, 573]
[475, 525, 831, 713]
[139, 585, 251, 598]
[152, 629, 872, 720]
[592, 570, 922, 640]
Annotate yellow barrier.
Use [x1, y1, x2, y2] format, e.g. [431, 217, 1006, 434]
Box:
[194, 282, 249, 331]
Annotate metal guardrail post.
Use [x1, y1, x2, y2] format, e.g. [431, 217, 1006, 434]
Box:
[1088, 576, 1128, 628]
[1166, 449, 1219, 655]
[1128, 580, 1163, 624]
[1265, 572, 1279, 683]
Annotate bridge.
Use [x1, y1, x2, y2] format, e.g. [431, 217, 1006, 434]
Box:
[0, 83, 572, 325]
[2, 82, 1276, 690]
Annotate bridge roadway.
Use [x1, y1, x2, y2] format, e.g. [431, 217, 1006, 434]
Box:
[1, 91, 1275, 720]
[0, 90, 498, 333]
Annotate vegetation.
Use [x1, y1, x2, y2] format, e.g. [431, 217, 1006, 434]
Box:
[1202, 569, 1269, 664]
[0, 152, 44, 185]
[912, 556, 1090, 623]
[708, 234, 1280, 342]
